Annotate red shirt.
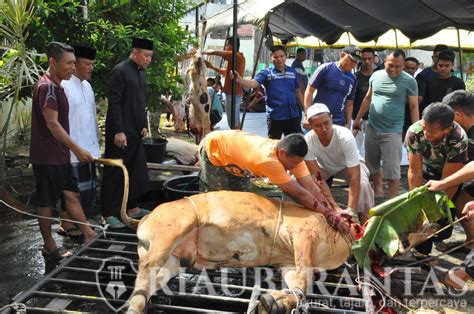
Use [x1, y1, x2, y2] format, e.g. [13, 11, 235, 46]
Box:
[29, 73, 71, 165]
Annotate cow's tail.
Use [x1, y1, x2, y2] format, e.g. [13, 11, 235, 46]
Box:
[95, 158, 139, 229]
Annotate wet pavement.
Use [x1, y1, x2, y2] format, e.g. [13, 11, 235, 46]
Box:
[0, 202, 86, 307]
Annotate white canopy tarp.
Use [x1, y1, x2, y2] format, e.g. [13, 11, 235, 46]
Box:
[274, 28, 474, 50]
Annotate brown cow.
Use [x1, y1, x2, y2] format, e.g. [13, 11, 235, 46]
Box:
[123, 191, 360, 314]
[187, 54, 211, 143]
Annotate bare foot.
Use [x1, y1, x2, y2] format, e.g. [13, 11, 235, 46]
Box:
[82, 229, 97, 244]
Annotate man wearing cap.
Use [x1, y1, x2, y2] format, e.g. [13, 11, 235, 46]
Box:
[199, 130, 351, 235]
[234, 45, 303, 139]
[304, 45, 361, 128]
[100, 37, 153, 228]
[59, 45, 101, 232]
[304, 103, 374, 224]
[353, 49, 419, 199]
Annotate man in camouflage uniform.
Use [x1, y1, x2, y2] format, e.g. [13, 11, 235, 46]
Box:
[405, 102, 468, 254]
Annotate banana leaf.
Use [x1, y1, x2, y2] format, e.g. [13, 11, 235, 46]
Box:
[352, 186, 452, 269]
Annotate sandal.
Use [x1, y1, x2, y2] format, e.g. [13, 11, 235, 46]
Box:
[128, 208, 150, 219]
[104, 216, 126, 229]
[41, 246, 72, 261]
[57, 226, 83, 238]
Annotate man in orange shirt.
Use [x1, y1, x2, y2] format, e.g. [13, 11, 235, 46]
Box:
[199, 130, 350, 233]
[204, 36, 246, 129]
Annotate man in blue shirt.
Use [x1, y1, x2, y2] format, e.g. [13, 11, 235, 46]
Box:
[235, 45, 303, 139]
[353, 49, 419, 199]
[304, 45, 361, 128]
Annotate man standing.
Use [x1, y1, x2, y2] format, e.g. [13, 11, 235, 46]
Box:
[416, 44, 448, 86]
[100, 37, 153, 228]
[402, 57, 426, 137]
[442, 90, 474, 251]
[304, 103, 374, 224]
[304, 45, 361, 128]
[424, 50, 465, 105]
[30, 42, 96, 259]
[60, 45, 101, 228]
[204, 36, 246, 129]
[405, 103, 468, 254]
[234, 45, 303, 139]
[292, 47, 308, 108]
[353, 49, 419, 199]
[199, 130, 350, 234]
[352, 48, 375, 150]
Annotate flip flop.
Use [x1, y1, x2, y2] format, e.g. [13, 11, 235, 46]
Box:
[41, 246, 72, 261]
[104, 216, 126, 229]
[56, 226, 83, 238]
[128, 208, 151, 219]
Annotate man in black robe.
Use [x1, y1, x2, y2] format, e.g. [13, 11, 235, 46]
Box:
[100, 37, 154, 228]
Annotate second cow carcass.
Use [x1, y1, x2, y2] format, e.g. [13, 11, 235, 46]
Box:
[187, 54, 211, 143]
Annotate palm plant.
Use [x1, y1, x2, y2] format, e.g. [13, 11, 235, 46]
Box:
[0, 0, 43, 183]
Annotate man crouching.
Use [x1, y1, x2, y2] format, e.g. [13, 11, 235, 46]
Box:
[198, 130, 350, 235]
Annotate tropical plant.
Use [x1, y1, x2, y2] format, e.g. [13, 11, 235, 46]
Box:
[352, 185, 452, 270]
[0, 0, 44, 183]
[27, 0, 192, 112]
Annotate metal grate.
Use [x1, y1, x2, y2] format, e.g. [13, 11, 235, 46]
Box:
[7, 229, 374, 313]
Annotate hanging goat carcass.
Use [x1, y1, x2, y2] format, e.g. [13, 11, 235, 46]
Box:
[187, 54, 211, 143]
[123, 191, 362, 314]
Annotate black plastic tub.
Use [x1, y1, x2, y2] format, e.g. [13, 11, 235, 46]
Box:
[143, 137, 167, 163]
[163, 175, 200, 201]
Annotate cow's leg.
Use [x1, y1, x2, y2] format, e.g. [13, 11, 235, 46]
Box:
[127, 255, 180, 313]
[258, 230, 315, 314]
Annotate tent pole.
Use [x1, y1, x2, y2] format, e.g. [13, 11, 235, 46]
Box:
[240, 16, 269, 130]
[230, 0, 238, 129]
[457, 28, 464, 79]
[394, 29, 399, 48]
[195, 7, 199, 38]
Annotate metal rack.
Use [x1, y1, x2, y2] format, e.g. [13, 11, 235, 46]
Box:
[6, 229, 374, 313]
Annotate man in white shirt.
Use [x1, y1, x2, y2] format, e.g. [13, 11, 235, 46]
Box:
[304, 103, 374, 223]
[60, 45, 101, 231]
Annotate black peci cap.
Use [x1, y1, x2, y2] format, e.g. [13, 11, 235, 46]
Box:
[132, 37, 154, 50]
[72, 45, 96, 60]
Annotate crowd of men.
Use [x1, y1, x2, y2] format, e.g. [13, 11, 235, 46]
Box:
[28, 37, 473, 288]
[199, 41, 474, 288]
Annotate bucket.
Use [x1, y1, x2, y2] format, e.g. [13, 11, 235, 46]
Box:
[143, 137, 167, 163]
[163, 175, 200, 201]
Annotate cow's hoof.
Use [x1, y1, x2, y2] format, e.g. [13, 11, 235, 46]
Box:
[258, 294, 286, 314]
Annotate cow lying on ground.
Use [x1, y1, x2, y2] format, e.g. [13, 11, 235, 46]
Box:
[122, 191, 361, 313]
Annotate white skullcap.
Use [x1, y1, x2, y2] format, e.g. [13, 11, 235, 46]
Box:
[307, 103, 330, 120]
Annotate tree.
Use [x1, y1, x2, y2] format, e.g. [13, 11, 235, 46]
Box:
[0, 0, 43, 184]
[27, 0, 193, 109]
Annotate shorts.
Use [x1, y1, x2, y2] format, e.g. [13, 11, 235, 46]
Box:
[33, 164, 79, 209]
[364, 125, 402, 180]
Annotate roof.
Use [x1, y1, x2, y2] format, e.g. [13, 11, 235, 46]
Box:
[204, 0, 474, 44]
